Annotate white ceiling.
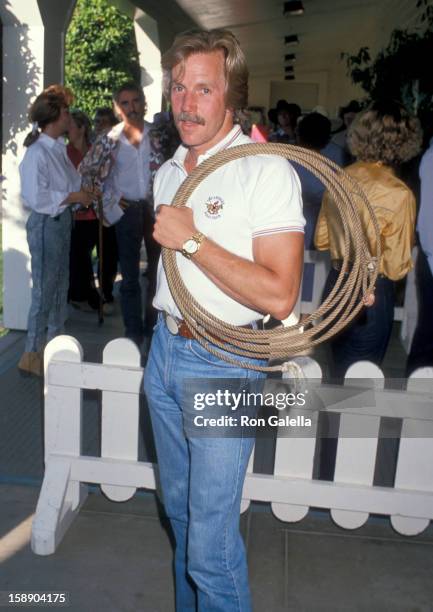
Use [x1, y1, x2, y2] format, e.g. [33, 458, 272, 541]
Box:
[172, 0, 412, 78]
[134, 0, 419, 111]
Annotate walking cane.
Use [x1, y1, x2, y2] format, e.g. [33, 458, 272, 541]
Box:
[97, 195, 104, 325]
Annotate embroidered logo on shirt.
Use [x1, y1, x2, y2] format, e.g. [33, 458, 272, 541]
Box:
[204, 196, 224, 219]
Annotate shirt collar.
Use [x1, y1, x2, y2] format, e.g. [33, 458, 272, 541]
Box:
[107, 121, 125, 141]
[39, 133, 60, 149]
[110, 120, 152, 145]
[171, 125, 243, 168]
[357, 160, 396, 176]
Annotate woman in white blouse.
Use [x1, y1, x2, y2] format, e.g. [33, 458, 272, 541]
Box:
[18, 85, 96, 376]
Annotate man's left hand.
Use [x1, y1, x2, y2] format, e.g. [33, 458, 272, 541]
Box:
[154, 205, 197, 250]
[362, 289, 375, 307]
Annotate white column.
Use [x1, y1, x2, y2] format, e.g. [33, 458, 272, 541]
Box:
[0, 0, 76, 330]
[110, 0, 163, 121]
[1, 1, 45, 330]
[37, 0, 78, 86]
[134, 10, 162, 121]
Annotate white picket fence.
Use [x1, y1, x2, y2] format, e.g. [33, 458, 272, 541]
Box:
[31, 335, 433, 555]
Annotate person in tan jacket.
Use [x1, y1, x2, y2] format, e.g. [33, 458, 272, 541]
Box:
[315, 100, 422, 379]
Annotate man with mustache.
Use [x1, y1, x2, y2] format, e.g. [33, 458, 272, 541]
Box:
[144, 29, 305, 611]
[88, 83, 160, 346]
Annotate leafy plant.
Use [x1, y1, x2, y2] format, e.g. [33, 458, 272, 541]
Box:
[65, 0, 140, 116]
[342, 0, 433, 120]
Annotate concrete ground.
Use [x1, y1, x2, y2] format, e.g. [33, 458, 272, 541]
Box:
[0, 301, 432, 612]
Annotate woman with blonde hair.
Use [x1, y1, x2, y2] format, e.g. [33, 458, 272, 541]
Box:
[18, 85, 96, 376]
[315, 100, 422, 379]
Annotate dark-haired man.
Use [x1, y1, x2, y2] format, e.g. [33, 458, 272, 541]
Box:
[269, 100, 301, 144]
[144, 29, 305, 612]
[93, 84, 160, 344]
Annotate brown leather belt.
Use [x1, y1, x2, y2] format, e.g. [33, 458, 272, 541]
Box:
[122, 198, 149, 209]
[177, 320, 198, 339]
[163, 312, 260, 340]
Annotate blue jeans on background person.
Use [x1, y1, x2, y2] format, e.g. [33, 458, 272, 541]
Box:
[317, 268, 395, 480]
[144, 316, 266, 612]
[323, 267, 395, 380]
[115, 205, 145, 346]
[25, 209, 72, 352]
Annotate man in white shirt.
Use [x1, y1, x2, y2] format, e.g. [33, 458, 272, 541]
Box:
[100, 83, 159, 346]
[144, 29, 304, 612]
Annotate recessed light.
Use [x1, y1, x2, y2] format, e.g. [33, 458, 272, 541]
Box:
[284, 1, 304, 16]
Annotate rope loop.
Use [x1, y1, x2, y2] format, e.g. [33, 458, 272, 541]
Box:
[162, 143, 380, 372]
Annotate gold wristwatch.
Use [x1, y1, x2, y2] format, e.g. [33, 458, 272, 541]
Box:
[181, 231, 206, 259]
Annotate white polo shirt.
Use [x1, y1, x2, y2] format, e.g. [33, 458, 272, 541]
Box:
[153, 125, 305, 326]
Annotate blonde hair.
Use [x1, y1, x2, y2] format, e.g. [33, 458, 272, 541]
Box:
[347, 101, 422, 166]
[161, 28, 248, 111]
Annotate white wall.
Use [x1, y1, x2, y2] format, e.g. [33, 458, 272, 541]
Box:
[1, 1, 45, 330]
[248, 0, 422, 118]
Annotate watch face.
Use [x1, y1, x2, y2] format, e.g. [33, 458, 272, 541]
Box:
[184, 238, 198, 254]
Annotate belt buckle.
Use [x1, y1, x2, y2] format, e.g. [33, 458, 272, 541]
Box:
[165, 314, 179, 335]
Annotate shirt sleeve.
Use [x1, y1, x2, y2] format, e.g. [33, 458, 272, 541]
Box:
[82, 136, 123, 225]
[249, 156, 305, 238]
[418, 147, 433, 275]
[314, 192, 330, 251]
[381, 189, 416, 280]
[19, 148, 70, 216]
[101, 161, 124, 225]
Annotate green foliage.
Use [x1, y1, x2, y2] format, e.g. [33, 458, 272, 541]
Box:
[342, 0, 433, 120]
[65, 0, 140, 117]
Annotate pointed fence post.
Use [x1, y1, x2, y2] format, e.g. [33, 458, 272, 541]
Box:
[241, 449, 255, 513]
[100, 338, 142, 501]
[391, 367, 433, 535]
[272, 357, 321, 522]
[330, 361, 383, 529]
[32, 335, 87, 555]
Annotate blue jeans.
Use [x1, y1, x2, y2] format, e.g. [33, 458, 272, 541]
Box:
[115, 203, 160, 344]
[115, 205, 145, 345]
[144, 317, 266, 612]
[25, 209, 72, 352]
[323, 268, 395, 380]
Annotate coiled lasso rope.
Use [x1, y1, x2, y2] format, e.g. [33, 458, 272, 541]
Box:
[162, 143, 381, 372]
